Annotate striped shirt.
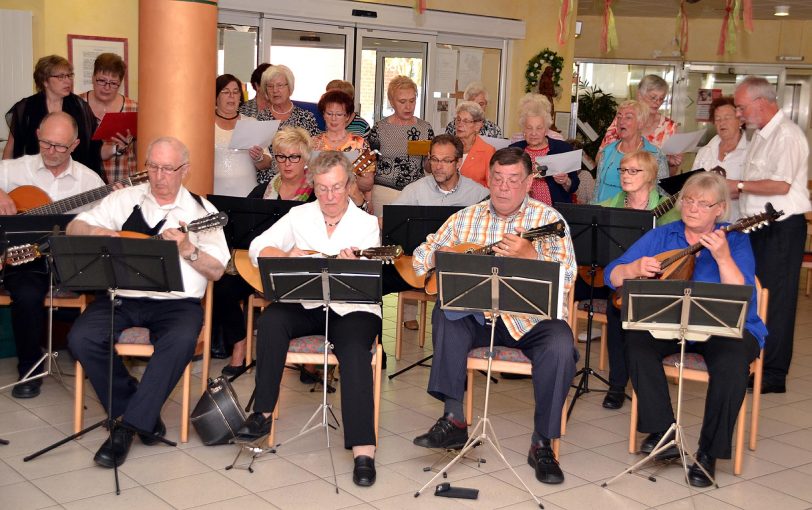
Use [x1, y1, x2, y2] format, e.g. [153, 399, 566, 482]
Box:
[413, 197, 576, 339]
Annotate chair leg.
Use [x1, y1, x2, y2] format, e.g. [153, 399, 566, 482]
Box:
[465, 368, 474, 426]
[246, 295, 256, 368]
[734, 396, 746, 475]
[599, 322, 608, 371]
[181, 363, 191, 443]
[418, 298, 427, 348]
[267, 404, 280, 448]
[750, 359, 763, 451]
[74, 361, 85, 435]
[395, 293, 405, 360]
[629, 390, 638, 453]
[373, 343, 382, 444]
[806, 267, 811, 297]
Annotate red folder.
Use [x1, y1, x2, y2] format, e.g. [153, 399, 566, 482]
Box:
[92, 112, 138, 141]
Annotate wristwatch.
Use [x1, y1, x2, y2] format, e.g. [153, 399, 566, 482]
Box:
[737, 181, 745, 192]
[185, 246, 200, 262]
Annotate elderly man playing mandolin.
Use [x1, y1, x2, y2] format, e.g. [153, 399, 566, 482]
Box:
[410, 147, 577, 485]
[604, 172, 767, 487]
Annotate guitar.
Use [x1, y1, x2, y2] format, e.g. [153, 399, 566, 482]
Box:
[416, 220, 568, 295]
[118, 212, 229, 240]
[352, 148, 379, 177]
[0, 243, 42, 269]
[234, 245, 403, 293]
[10, 171, 150, 215]
[612, 204, 783, 308]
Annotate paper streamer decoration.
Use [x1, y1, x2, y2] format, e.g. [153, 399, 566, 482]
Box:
[414, 0, 426, 14]
[557, 0, 573, 46]
[675, 0, 689, 55]
[601, 0, 618, 54]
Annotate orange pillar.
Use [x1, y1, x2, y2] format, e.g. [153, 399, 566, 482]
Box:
[138, 0, 217, 195]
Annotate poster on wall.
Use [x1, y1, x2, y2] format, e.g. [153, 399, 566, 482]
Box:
[68, 35, 128, 96]
[695, 88, 721, 122]
[457, 48, 483, 92]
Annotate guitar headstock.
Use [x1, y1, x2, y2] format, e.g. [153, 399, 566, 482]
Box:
[186, 212, 229, 234]
[523, 220, 567, 240]
[352, 149, 380, 176]
[5, 243, 40, 266]
[730, 203, 783, 234]
[127, 171, 150, 186]
[358, 245, 403, 263]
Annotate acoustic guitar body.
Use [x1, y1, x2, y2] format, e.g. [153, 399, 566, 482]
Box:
[423, 243, 481, 295]
[233, 249, 262, 293]
[8, 186, 52, 212]
[393, 255, 426, 290]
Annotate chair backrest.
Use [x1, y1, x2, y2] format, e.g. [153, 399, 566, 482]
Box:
[755, 277, 767, 324]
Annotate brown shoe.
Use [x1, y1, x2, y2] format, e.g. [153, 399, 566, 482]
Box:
[404, 320, 419, 331]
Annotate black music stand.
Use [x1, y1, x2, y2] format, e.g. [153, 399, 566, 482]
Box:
[554, 204, 654, 417]
[602, 279, 752, 489]
[230, 257, 382, 489]
[206, 196, 301, 250]
[414, 252, 563, 508]
[0, 215, 76, 396]
[24, 236, 184, 495]
[382, 205, 463, 380]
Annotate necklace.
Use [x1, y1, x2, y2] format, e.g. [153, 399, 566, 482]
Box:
[624, 193, 648, 210]
[271, 102, 294, 116]
[324, 217, 341, 227]
[215, 110, 239, 120]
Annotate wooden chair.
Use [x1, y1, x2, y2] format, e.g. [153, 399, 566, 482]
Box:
[73, 281, 213, 443]
[245, 292, 271, 368]
[572, 298, 609, 370]
[628, 283, 768, 475]
[268, 338, 383, 448]
[395, 289, 433, 359]
[802, 214, 812, 296]
[464, 291, 575, 459]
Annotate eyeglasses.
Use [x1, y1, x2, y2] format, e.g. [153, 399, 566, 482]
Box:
[735, 97, 761, 112]
[714, 115, 737, 123]
[219, 89, 241, 96]
[618, 167, 644, 175]
[491, 173, 529, 189]
[266, 83, 288, 91]
[314, 182, 348, 195]
[95, 78, 121, 89]
[50, 73, 74, 81]
[38, 140, 74, 153]
[145, 161, 187, 174]
[644, 93, 666, 105]
[680, 198, 720, 211]
[455, 117, 479, 125]
[429, 157, 457, 166]
[274, 154, 302, 163]
[324, 112, 347, 118]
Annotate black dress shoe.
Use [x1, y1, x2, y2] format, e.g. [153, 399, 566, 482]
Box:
[527, 444, 564, 484]
[602, 386, 626, 409]
[352, 455, 376, 486]
[688, 450, 716, 488]
[413, 416, 468, 450]
[299, 366, 320, 384]
[137, 417, 166, 446]
[11, 379, 42, 399]
[759, 381, 786, 394]
[640, 430, 679, 460]
[94, 426, 134, 468]
[236, 412, 272, 440]
[221, 361, 247, 377]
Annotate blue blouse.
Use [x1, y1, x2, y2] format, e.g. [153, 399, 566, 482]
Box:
[594, 137, 668, 203]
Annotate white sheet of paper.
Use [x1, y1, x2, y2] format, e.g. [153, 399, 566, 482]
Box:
[535, 150, 582, 177]
[311, 149, 359, 163]
[660, 129, 706, 155]
[228, 120, 280, 149]
[482, 136, 511, 150]
[436, 48, 458, 92]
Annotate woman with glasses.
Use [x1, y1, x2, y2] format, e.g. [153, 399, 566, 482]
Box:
[605, 171, 765, 488]
[454, 101, 496, 187]
[79, 53, 138, 184]
[509, 96, 579, 205]
[255, 65, 319, 184]
[213, 74, 271, 197]
[369, 75, 434, 217]
[444, 82, 502, 138]
[325, 80, 371, 139]
[692, 97, 747, 221]
[4, 55, 102, 179]
[594, 100, 668, 203]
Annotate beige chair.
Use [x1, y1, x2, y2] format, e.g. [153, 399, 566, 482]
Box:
[464, 291, 575, 459]
[628, 283, 768, 475]
[74, 281, 213, 443]
[395, 289, 433, 359]
[245, 292, 271, 368]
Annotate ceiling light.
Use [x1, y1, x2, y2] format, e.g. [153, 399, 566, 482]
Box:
[774, 5, 790, 16]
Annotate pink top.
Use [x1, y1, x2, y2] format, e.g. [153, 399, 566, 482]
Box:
[599, 114, 677, 151]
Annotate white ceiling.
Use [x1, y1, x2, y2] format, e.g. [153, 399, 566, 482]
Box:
[577, 0, 812, 20]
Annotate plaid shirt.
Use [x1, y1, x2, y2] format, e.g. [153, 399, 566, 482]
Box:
[413, 197, 576, 339]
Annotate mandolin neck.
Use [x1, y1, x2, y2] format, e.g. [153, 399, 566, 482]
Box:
[652, 192, 679, 219]
[24, 176, 135, 216]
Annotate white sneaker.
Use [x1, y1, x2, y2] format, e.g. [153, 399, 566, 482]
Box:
[577, 327, 602, 343]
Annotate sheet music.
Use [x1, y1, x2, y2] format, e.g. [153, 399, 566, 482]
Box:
[229, 120, 280, 149]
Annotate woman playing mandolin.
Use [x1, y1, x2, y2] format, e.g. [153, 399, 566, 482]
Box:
[604, 172, 767, 488]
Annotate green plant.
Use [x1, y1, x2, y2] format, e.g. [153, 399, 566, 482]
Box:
[576, 81, 618, 162]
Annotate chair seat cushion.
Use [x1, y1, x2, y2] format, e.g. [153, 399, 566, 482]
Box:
[118, 327, 151, 345]
[663, 352, 707, 371]
[289, 335, 331, 354]
[468, 346, 530, 363]
[577, 299, 608, 314]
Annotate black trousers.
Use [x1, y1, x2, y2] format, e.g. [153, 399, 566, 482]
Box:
[605, 301, 627, 388]
[211, 274, 254, 355]
[626, 330, 760, 459]
[750, 213, 806, 386]
[253, 303, 381, 448]
[3, 265, 49, 378]
[428, 307, 577, 439]
[68, 298, 203, 432]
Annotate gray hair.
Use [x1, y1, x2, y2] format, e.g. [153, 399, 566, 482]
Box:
[463, 82, 488, 102]
[617, 100, 648, 127]
[638, 75, 669, 96]
[146, 136, 190, 165]
[260, 64, 295, 96]
[736, 76, 777, 104]
[456, 101, 484, 122]
[517, 93, 552, 129]
[40, 111, 78, 140]
[676, 171, 731, 222]
[306, 150, 355, 187]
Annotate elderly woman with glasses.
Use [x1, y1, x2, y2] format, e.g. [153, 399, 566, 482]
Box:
[78, 53, 138, 184]
[445, 82, 502, 138]
[509, 96, 579, 205]
[453, 101, 496, 187]
[605, 171, 766, 488]
[255, 65, 320, 183]
[4, 55, 102, 179]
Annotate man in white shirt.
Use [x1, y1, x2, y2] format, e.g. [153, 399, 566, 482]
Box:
[66, 136, 229, 468]
[732, 76, 811, 394]
[0, 111, 105, 399]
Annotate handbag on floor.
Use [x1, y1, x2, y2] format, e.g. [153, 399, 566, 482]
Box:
[191, 375, 246, 445]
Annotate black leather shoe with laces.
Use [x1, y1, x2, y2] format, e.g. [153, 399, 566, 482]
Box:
[94, 426, 134, 468]
[688, 450, 716, 487]
[236, 412, 273, 440]
[137, 417, 166, 446]
[640, 430, 680, 461]
[527, 443, 564, 484]
[413, 415, 468, 450]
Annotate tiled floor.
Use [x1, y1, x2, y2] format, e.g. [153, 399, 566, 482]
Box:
[2, 290, 812, 510]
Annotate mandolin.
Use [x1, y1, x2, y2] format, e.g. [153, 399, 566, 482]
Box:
[10, 171, 150, 215]
[415, 220, 568, 295]
[118, 211, 229, 240]
[235, 245, 404, 293]
[612, 203, 782, 308]
[351, 148, 379, 177]
[0, 243, 42, 269]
